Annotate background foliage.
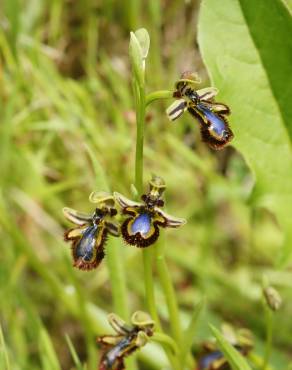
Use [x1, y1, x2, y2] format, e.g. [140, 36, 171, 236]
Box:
[0, 0, 291, 369]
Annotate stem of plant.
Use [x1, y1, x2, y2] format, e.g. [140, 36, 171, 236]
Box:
[262, 305, 274, 370]
[106, 239, 129, 320]
[134, 80, 160, 325]
[134, 77, 183, 369]
[146, 90, 173, 107]
[107, 244, 136, 370]
[134, 83, 145, 195]
[155, 236, 182, 348]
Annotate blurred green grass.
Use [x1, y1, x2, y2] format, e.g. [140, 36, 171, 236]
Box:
[0, 1, 292, 369]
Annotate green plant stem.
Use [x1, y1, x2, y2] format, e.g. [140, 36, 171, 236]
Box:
[155, 237, 182, 348]
[134, 81, 160, 324]
[135, 84, 146, 194]
[135, 83, 184, 369]
[106, 236, 135, 370]
[66, 263, 97, 369]
[180, 299, 205, 368]
[134, 80, 163, 370]
[106, 239, 129, 319]
[262, 306, 274, 370]
[143, 247, 162, 330]
[134, 82, 182, 370]
[146, 90, 173, 106]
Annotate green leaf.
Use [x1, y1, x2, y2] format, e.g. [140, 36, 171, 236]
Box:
[129, 28, 150, 86]
[238, 0, 292, 141]
[0, 324, 11, 370]
[180, 299, 205, 367]
[65, 334, 84, 370]
[3, 0, 20, 59]
[39, 328, 61, 370]
[198, 0, 292, 265]
[209, 325, 252, 370]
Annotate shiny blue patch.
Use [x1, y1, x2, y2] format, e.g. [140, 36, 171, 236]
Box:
[131, 213, 151, 235]
[198, 105, 226, 137]
[199, 351, 223, 369]
[76, 225, 98, 261]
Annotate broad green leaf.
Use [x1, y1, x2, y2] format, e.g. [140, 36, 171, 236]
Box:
[209, 325, 252, 370]
[238, 0, 292, 141]
[286, 0, 292, 11]
[198, 0, 292, 265]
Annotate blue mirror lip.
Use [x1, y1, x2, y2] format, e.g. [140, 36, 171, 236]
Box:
[121, 214, 160, 248]
[188, 105, 233, 150]
[63, 200, 120, 270]
[170, 74, 234, 150]
[198, 350, 223, 369]
[71, 224, 107, 270]
[75, 225, 98, 261]
[130, 213, 152, 235]
[197, 105, 229, 138]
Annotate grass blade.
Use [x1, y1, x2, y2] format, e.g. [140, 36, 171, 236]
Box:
[209, 325, 252, 370]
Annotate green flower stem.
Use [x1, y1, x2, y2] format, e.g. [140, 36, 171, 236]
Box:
[134, 83, 146, 194]
[143, 247, 162, 330]
[155, 238, 182, 349]
[134, 82, 182, 370]
[66, 262, 97, 369]
[106, 239, 135, 370]
[262, 305, 274, 370]
[134, 80, 161, 328]
[106, 239, 129, 320]
[145, 90, 173, 107]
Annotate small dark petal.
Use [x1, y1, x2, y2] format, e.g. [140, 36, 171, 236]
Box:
[156, 199, 164, 207]
[106, 221, 120, 237]
[110, 208, 118, 217]
[173, 91, 181, 98]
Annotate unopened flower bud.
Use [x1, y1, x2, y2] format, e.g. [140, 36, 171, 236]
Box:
[263, 286, 282, 311]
